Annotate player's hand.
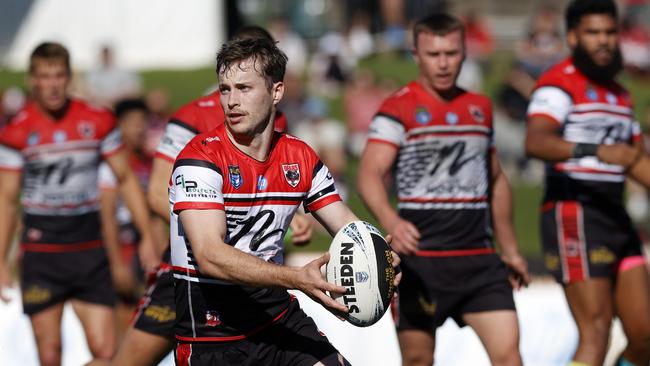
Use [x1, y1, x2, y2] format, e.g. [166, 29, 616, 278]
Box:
[289, 213, 312, 246]
[110, 261, 136, 296]
[597, 144, 640, 168]
[0, 264, 13, 303]
[385, 235, 402, 290]
[296, 252, 348, 315]
[501, 252, 530, 290]
[138, 235, 160, 274]
[385, 218, 420, 256]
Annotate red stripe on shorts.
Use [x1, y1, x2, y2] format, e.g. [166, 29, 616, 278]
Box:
[175, 343, 192, 366]
[556, 201, 589, 283]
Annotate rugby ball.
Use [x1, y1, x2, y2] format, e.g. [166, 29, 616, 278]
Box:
[326, 221, 397, 327]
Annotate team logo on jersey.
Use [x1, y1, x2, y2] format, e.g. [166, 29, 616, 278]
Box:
[205, 310, 222, 327]
[586, 86, 598, 101]
[468, 105, 485, 123]
[606, 92, 617, 105]
[228, 165, 243, 189]
[282, 163, 300, 187]
[78, 121, 96, 139]
[414, 106, 431, 125]
[53, 130, 67, 143]
[445, 112, 459, 125]
[26, 228, 42, 241]
[27, 132, 39, 146]
[257, 175, 268, 190]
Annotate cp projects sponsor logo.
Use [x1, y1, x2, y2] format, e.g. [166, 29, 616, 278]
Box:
[175, 174, 218, 198]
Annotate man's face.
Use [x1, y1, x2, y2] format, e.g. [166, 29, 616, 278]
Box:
[30, 58, 69, 112]
[413, 31, 465, 93]
[119, 110, 147, 149]
[568, 14, 619, 68]
[218, 58, 283, 137]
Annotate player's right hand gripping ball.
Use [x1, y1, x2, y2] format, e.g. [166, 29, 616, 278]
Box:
[326, 221, 397, 327]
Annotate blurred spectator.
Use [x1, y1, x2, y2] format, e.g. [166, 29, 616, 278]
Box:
[84, 45, 142, 108]
[144, 87, 171, 156]
[462, 9, 494, 61]
[268, 17, 308, 76]
[620, 14, 650, 77]
[308, 33, 350, 97]
[343, 69, 392, 157]
[278, 72, 308, 130]
[292, 97, 348, 201]
[1, 86, 26, 126]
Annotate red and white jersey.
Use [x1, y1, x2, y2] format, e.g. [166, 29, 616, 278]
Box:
[155, 91, 288, 163]
[0, 99, 122, 248]
[169, 124, 340, 340]
[368, 82, 494, 251]
[527, 58, 639, 204]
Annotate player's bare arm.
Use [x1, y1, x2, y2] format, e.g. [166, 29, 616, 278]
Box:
[99, 186, 136, 295]
[179, 208, 347, 313]
[489, 153, 530, 288]
[0, 170, 21, 302]
[526, 115, 640, 167]
[147, 157, 174, 221]
[288, 212, 312, 246]
[358, 141, 420, 255]
[105, 150, 159, 272]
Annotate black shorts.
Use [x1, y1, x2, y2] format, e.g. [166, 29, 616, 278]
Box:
[541, 201, 642, 284]
[393, 253, 515, 332]
[132, 262, 176, 338]
[20, 247, 116, 316]
[174, 300, 342, 366]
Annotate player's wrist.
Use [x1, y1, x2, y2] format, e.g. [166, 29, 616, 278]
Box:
[572, 143, 599, 158]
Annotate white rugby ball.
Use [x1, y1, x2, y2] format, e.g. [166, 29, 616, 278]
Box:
[326, 221, 397, 327]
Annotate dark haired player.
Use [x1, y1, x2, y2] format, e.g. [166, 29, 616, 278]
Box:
[358, 13, 529, 366]
[525, 1, 650, 365]
[0, 42, 154, 366]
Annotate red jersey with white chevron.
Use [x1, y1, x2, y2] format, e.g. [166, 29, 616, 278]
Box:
[169, 124, 340, 341]
[155, 91, 288, 163]
[368, 81, 494, 251]
[527, 57, 640, 206]
[0, 99, 122, 250]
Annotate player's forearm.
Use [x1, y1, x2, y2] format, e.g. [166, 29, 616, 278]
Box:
[0, 199, 18, 265]
[196, 243, 299, 289]
[491, 170, 520, 256]
[99, 195, 124, 266]
[148, 158, 174, 222]
[627, 154, 650, 188]
[357, 172, 399, 230]
[525, 132, 575, 162]
[119, 172, 153, 240]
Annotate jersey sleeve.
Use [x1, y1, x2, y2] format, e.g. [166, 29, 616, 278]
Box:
[631, 120, 642, 142]
[527, 87, 572, 126]
[367, 98, 406, 148]
[171, 143, 224, 214]
[98, 161, 118, 190]
[155, 118, 199, 163]
[303, 160, 341, 213]
[100, 128, 124, 157]
[0, 122, 26, 171]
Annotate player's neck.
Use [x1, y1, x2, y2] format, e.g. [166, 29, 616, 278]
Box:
[226, 120, 275, 162]
[37, 99, 71, 121]
[416, 78, 461, 102]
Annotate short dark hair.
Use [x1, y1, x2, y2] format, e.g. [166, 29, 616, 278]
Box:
[216, 38, 288, 86]
[413, 13, 465, 48]
[232, 25, 274, 42]
[566, 0, 618, 30]
[30, 42, 70, 74]
[114, 98, 148, 120]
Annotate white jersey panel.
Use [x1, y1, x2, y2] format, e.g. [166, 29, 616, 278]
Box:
[367, 115, 405, 146]
[528, 86, 572, 124]
[156, 123, 197, 161]
[100, 128, 123, 156]
[0, 144, 23, 170]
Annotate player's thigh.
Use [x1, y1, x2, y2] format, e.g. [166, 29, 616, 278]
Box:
[615, 263, 650, 343]
[313, 353, 350, 366]
[30, 302, 65, 350]
[111, 328, 173, 366]
[463, 310, 521, 363]
[71, 299, 116, 356]
[397, 329, 435, 366]
[564, 278, 614, 331]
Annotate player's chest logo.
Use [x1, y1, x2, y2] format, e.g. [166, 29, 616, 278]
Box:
[77, 121, 96, 139]
[228, 165, 243, 189]
[282, 163, 300, 188]
[445, 112, 459, 125]
[468, 105, 485, 123]
[414, 106, 431, 125]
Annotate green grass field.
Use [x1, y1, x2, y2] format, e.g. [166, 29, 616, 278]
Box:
[2, 52, 648, 273]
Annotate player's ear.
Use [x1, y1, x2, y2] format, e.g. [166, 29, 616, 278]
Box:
[567, 29, 577, 49]
[271, 81, 284, 106]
